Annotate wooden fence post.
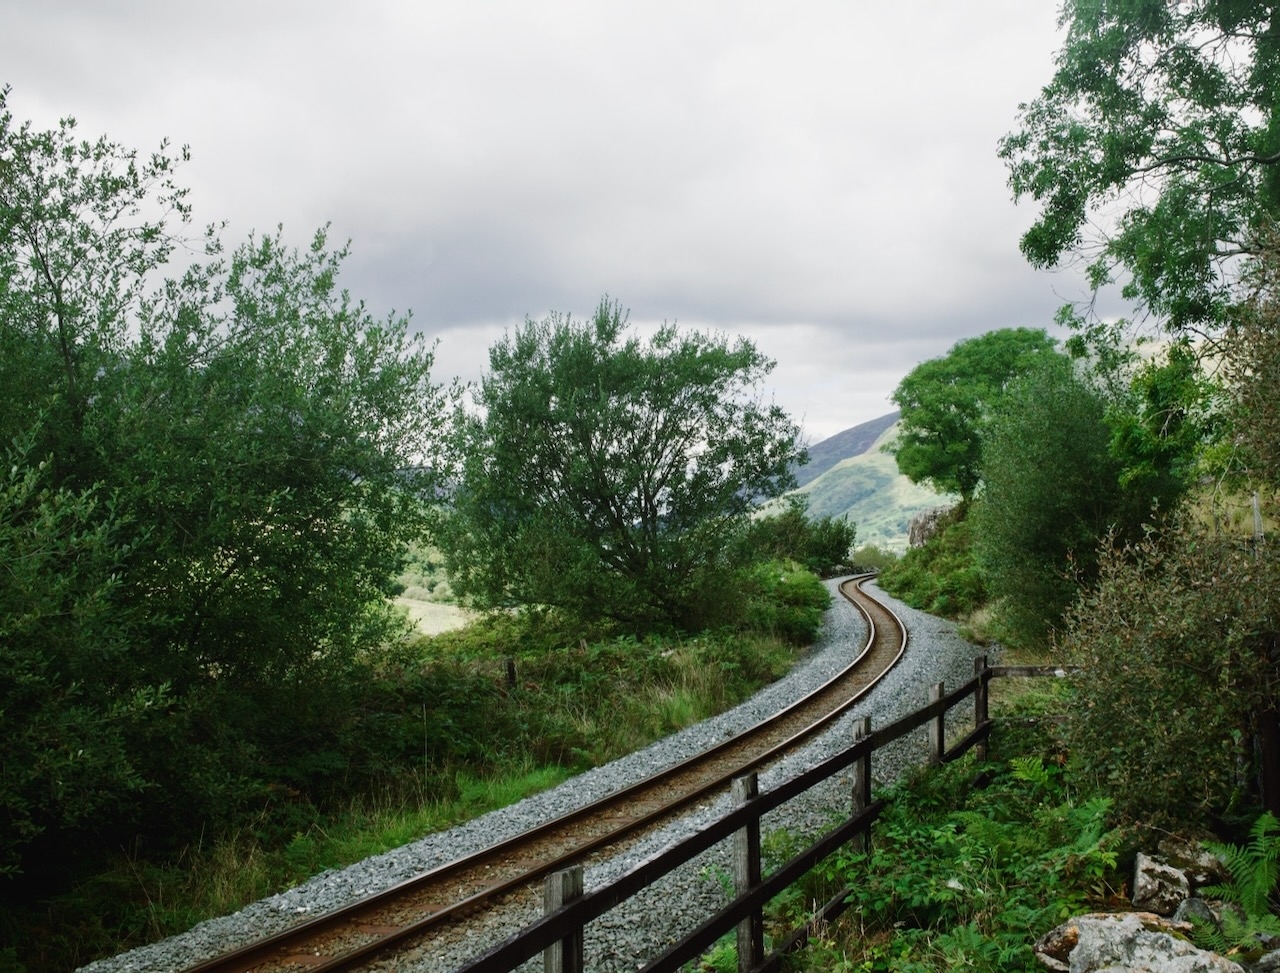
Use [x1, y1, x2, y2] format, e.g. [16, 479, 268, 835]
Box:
[973, 656, 989, 761]
[732, 773, 763, 973]
[543, 865, 584, 973]
[929, 682, 944, 766]
[851, 716, 872, 852]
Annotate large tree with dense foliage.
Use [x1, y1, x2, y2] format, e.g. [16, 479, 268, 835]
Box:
[973, 352, 1124, 645]
[441, 299, 805, 632]
[889, 327, 1058, 501]
[0, 91, 450, 873]
[999, 1, 1280, 817]
[1045, 244, 1280, 828]
[1000, 1, 1280, 334]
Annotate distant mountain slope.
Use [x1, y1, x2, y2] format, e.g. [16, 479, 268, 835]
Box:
[794, 411, 900, 488]
[793, 418, 954, 552]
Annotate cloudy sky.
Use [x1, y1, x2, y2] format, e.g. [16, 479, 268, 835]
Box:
[3, 1, 1079, 443]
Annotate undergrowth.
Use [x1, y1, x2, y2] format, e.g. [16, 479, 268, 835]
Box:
[808, 753, 1122, 972]
[4, 573, 819, 973]
[877, 514, 985, 621]
[688, 715, 1128, 973]
[1191, 811, 1280, 958]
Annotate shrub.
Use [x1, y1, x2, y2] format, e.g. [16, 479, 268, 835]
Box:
[737, 494, 857, 577]
[850, 543, 900, 572]
[1060, 519, 1280, 828]
[878, 513, 986, 619]
[738, 560, 831, 644]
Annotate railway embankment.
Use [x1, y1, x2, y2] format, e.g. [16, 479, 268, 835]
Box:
[80, 577, 988, 973]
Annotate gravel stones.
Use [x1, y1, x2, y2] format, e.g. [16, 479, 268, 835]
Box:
[79, 578, 992, 973]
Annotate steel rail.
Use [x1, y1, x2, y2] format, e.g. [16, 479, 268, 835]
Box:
[182, 574, 907, 973]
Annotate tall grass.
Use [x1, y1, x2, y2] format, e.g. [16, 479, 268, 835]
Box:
[9, 614, 809, 973]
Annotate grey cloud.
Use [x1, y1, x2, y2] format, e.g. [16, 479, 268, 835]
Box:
[1, 0, 1075, 442]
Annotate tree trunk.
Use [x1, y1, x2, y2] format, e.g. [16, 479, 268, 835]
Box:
[1258, 709, 1280, 818]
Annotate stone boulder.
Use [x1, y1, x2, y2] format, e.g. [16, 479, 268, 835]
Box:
[907, 504, 958, 548]
[1159, 835, 1232, 888]
[1034, 912, 1245, 972]
[1173, 897, 1223, 928]
[1255, 948, 1280, 972]
[1133, 850, 1192, 915]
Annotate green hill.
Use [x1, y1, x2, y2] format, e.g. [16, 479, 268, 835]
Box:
[794, 411, 900, 488]
[793, 419, 954, 552]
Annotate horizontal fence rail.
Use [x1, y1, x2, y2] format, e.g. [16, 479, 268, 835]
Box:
[455, 656, 1074, 973]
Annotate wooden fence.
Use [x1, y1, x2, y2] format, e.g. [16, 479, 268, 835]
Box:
[456, 656, 1072, 973]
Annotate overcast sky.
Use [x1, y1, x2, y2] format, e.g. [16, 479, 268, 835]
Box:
[3, 1, 1079, 443]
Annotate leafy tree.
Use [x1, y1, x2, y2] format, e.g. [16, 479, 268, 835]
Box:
[889, 327, 1058, 500]
[974, 353, 1123, 645]
[1054, 247, 1280, 828]
[0, 436, 155, 876]
[1231, 237, 1280, 489]
[0, 91, 451, 872]
[737, 494, 857, 577]
[1104, 338, 1223, 511]
[442, 299, 805, 632]
[1000, 1, 1280, 333]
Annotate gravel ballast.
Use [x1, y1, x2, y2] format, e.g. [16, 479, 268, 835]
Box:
[80, 578, 993, 973]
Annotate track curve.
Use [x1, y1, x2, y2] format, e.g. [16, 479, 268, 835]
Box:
[182, 574, 907, 973]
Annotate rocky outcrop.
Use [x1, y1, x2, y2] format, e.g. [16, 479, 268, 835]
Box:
[1034, 912, 1244, 972]
[1033, 840, 1280, 973]
[907, 504, 959, 548]
[1158, 835, 1232, 888]
[1133, 851, 1191, 915]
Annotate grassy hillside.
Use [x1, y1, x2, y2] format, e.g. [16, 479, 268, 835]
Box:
[795, 421, 954, 552]
[794, 411, 900, 488]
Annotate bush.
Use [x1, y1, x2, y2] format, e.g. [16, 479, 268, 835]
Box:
[737, 494, 857, 577]
[738, 560, 831, 644]
[1060, 519, 1280, 828]
[850, 543, 900, 572]
[878, 512, 986, 619]
[974, 354, 1122, 647]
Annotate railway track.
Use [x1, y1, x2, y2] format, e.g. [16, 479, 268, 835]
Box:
[183, 574, 907, 973]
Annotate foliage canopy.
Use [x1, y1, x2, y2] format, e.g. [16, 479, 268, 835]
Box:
[1000, 0, 1280, 332]
[889, 327, 1058, 500]
[441, 299, 805, 632]
[0, 91, 451, 874]
[975, 353, 1123, 645]
[1231, 238, 1280, 489]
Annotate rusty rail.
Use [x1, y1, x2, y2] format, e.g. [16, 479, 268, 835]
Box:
[460, 657, 1073, 973]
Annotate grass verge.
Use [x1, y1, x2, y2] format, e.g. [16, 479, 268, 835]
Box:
[4, 601, 818, 973]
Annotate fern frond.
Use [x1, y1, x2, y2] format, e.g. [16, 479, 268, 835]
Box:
[1066, 797, 1113, 854]
[951, 810, 1011, 859]
[1204, 812, 1280, 919]
[1190, 914, 1230, 955]
[1009, 755, 1052, 789]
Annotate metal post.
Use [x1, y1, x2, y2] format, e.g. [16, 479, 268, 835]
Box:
[543, 865, 584, 973]
[732, 773, 763, 973]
